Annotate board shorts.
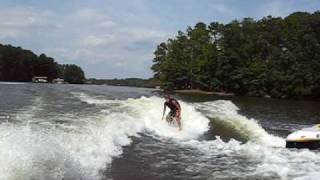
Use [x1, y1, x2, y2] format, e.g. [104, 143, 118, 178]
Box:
[169, 109, 177, 117]
[166, 108, 180, 123]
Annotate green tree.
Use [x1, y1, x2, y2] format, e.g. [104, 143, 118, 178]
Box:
[0, 44, 85, 83]
[151, 11, 320, 99]
[62, 64, 85, 84]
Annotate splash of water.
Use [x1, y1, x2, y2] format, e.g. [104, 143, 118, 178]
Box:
[0, 93, 210, 179]
[195, 100, 285, 147]
[0, 93, 305, 180]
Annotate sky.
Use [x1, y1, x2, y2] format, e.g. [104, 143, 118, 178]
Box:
[0, 0, 319, 79]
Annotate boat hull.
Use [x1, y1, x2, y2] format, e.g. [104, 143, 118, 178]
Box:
[286, 124, 320, 149]
[286, 140, 320, 149]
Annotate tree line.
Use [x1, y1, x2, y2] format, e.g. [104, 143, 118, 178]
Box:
[151, 11, 320, 99]
[87, 78, 159, 88]
[0, 44, 85, 84]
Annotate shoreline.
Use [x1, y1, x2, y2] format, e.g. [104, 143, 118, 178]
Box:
[174, 89, 235, 96]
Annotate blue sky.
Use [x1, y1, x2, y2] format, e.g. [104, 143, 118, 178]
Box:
[0, 0, 319, 78]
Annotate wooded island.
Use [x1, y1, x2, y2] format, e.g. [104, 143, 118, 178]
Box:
[152, 11, 320, 99]
[0, 44, 85, 84]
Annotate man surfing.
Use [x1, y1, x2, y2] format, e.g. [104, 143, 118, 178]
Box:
[162, 94, 182, 130]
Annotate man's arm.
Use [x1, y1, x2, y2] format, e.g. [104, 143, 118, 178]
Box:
[162, 104, 166, 120]
[172, 100, 181, 110]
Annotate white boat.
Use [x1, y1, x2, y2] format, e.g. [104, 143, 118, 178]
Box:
[286, 124, 320, 149]
[32, 76, 48, 83]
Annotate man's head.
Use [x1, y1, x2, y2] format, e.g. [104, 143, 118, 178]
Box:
[164, 94, 171, 101]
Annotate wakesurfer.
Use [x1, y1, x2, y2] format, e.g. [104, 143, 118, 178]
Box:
[162, 94, 182, 130]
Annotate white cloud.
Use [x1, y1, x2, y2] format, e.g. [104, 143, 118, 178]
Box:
[0, 7, 58, 40]
[0, 0, 317, 78]
[42, 7, 170, 68]
[258, 0, 291, 18]
[68, 8, 117, 29]
[71, 8, 107, 22]
[210, 3, 233, 16]
[0, 29, 25, 39]
[96, 21, 117, 28]
[120, 27, 168, 42]
[0, 2, 172, 78]
[81, 34, 115, 47]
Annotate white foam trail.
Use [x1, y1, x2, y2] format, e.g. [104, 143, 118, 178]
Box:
[195, 100, 285, 147]
[0, 112, 143, 179]
[68, 94, 210, 177]
[1, 93, 299, 179]
[15, 96, 43, 123]
[123, 96, 209, 139]
[185, 138, 320, 179]
[0, 93, 210, 179]
[0, 82, 26, 85]
[0, 124, 85, 179]
[0, 97, 91, 179]
[75, 93, 119, 105]
[76, 95, 317, 180]
[77, 93, 210, 140]
[186, 100, 320, 179]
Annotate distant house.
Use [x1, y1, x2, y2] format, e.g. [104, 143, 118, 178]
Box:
[52, 78, 66, 84]
[32, 76, 48, 83]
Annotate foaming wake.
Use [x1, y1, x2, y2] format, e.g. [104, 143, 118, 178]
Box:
[0, 95, 145, 179]
[74, 94, 318, 180]
[0, 93, 210, 180]
[15, 96, 44, 123]
[194, 100, 285, 147]
[67, 93, 210, 177]
[76, 93, 210, 140]
[0, 123, 85, 179]
[184, 138, 320, 179]
[0, 92, 291, 179]
[0, 82, 25, 85]
[188, 100, 320, 179]
[0, 97, 86, 179]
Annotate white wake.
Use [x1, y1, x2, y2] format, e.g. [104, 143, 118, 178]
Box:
[1, 93, 310, 180]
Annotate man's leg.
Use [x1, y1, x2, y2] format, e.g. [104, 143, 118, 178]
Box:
[176, 109, 182, 130]
[166, 111, 174, 124]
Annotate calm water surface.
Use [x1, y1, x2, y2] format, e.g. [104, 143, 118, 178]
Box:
[0, 82, 319, 180]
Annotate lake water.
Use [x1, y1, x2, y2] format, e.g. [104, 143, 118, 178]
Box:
[0, 82, 319, 180]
